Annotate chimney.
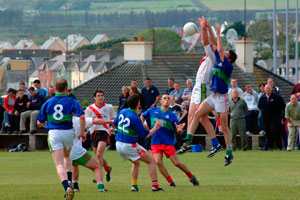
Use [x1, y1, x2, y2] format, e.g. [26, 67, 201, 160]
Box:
[122, 41, 153, 61]
[234, 39, 256, 73]
[73, 35, 76, 43]
[50, 35, 53, 40]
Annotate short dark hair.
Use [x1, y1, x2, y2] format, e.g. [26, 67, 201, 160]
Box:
[93, 89, 104, 97]
[28, 87, 35, 91]
[228, 50, 237, 64]
[33, 79, 41, 84]
[127, 94, 140, 109]
[131, 79, 137, 82]
[55, 78, 68, 92]
[168, 77, 174, 81]
[259, 82, 265, 88]
[146, 77, 151, 81]
[18, 89, 23, 92]
[20, 82, 25, 86]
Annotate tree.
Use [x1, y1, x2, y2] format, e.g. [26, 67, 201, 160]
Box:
[135, 28, 183, 53]
[222, 21, 245, 39]
[247, 19, 272, 56]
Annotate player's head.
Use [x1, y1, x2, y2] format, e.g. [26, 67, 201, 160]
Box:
[161, 94, 170, 107]
[225, 50, 237, 64]
[55, 78, 68, 93]
[94, 89, 105, 104]
[127, 94, 140, 110]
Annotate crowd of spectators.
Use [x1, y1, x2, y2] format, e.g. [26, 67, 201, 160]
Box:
[0, 80, 77, 134]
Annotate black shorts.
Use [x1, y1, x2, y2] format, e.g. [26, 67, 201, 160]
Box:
[91, 130, 109, 147]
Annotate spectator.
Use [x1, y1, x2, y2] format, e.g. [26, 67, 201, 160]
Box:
[141, 77, 160, 110]
[285, 94, 300, 151]
[118, 86, 129, 112]
[45, 86, 56, 101]
[290, 82, 300, 97]
[13, 89, 29, 133]
[182, 79, 193, 106]
[131, 79, 141, 93]
[19, 87, 44, 134]
[267, 77, 279, 95]
[19, 82, 30, 97]
[180, 101, 188, 124]
[169, 82, 183, 104]
[169, 95, 182, 120]
[228, 79, 244, 99]
[257, 83, 266, 135]
[1, 88, 17, 133]
[67, 86, 77, 100]
[33, 79, 49, 99]
[244, 85, 259, 135]
[166, 77, 175, 95]
[258, 84, 285, 150]
[129, 86, 146, 111]
[228, 88, 248, 151]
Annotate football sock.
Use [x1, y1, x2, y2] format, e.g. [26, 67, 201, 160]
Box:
[186, 171, 194, 179]
[61, 180, 69, 191]
[132, 179, 138, 189]
[166, 176, 174, 184]
[97, 182, 104, 190]
[73, 181, 79, 189]
[226, 147, 233, 156]
[185, 132, 194, 140]
[152, 180, 159, 189]
[211, 137, 219, 148]
[104, 165, 110, 173]
[67, 172, 72, 182]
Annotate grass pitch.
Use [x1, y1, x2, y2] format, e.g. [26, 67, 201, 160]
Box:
[0, 150, 300, 200]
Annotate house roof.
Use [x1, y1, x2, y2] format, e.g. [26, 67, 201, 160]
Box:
[3, 70, 30, 82]
[73, 54, 294, 106]
[14, 39, 38, 49]
[80, 55, 96, 71]
[0, 42, 13, 49]
[48, 55, 66, 70]
[64, 34, 87, 50]
[91, 34, 107, 44]
[41, 37, 64, 50]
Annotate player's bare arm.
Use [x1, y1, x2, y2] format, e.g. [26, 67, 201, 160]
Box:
[175, 122, 186, 135]
[216, 24, 224, 62]
[146, 120, 162, 139]
[206, 19, 217, 51]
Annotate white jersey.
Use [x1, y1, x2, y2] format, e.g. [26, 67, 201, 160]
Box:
[70, 116, 93, 160]
[194, 45, 216, 87]
[85, 102, 116, 134]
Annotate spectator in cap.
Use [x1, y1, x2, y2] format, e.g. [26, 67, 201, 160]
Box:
[1, 88, 17, 133]
[67, 86, 77, 100]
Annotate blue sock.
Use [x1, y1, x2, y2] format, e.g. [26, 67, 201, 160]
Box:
[62, 180, 69, 191]
[211, 137, 219, 148]
[67, 172, 72, 182]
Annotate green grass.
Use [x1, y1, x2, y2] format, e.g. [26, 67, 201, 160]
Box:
[0, 150, 300, 199]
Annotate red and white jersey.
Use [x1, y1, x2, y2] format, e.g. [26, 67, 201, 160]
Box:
[85, 102, 116, 134]
[195, 45, 216, 87]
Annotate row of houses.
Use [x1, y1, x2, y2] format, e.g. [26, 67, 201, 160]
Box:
[0, 34, 109, 53]
[0, 49, 124, 94]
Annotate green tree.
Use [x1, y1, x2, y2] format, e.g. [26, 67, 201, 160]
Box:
[247, 19, 272, 56]
[223, 21, 245, 38]
[135, 28, 183, 53]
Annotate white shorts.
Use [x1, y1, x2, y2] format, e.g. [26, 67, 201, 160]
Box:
[191, 84, 210, 104]
[116, 141, 147, 162]
[48, 129, 75, 151]
[205, 91, 229, 113]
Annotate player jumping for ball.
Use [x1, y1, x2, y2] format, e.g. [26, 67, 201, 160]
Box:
[113, 94, 164, 192]
[141, 94, 200, 187]
[38, 78, 85, 200]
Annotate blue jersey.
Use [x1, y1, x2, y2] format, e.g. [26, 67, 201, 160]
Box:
[142, 107, 179, 146]
[211, 50, 233, 94]
[113, 108, 150, 143]
[38, 94, 84, 130]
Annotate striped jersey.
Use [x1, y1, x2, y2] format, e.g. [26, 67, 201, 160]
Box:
[142, 107, 179, 146]
[85, 102, 116, 134]
[113, 108, 150, 144]
[38, 94, 84, 130]
[211, 50, 233, 94]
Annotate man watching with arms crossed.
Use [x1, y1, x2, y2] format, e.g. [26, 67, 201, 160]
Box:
[141, 94, 199, 187]
[113, 94, 164, 192]
[37, 78, 85, 200]
[85, 90, 115, 191]
[188, 21, 237, 166]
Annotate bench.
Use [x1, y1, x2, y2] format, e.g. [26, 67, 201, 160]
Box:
[192, 134, 266, 150]
[0, 133, 48, 151]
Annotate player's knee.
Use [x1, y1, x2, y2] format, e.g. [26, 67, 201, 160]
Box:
[173, 160, 181, 168]
[155, 158, 163, 166]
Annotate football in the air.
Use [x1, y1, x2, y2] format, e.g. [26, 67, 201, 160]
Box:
[183, 22, 198, 36]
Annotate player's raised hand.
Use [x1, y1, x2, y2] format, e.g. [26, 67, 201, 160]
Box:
[196, 17, 202, 25]
[175, 122, 186, 131]
[216, 24, 220, 35]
